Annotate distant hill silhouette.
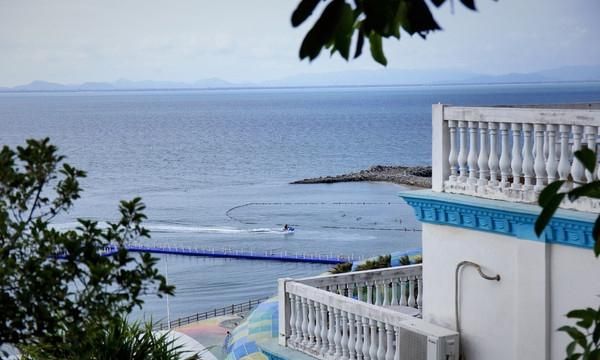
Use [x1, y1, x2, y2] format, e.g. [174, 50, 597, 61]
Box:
[2, 65, 599, 92]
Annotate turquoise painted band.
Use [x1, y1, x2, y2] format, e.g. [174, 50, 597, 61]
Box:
[399, 190, 596, 250]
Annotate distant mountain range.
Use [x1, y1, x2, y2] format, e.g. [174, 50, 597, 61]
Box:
[2, 65, 600, 92]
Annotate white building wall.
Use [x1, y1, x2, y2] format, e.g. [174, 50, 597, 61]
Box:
[422, 223, 600, 360]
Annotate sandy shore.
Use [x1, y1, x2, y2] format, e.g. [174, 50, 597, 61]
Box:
[291, 165, 432, 188]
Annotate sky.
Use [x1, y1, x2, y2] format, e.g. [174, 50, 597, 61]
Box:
[0, 0, 598, 87]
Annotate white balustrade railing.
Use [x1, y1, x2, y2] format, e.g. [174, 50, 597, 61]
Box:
[296, 265, 423, 311]
[278, 272, 458, 360]
[432, 104, 600, 212]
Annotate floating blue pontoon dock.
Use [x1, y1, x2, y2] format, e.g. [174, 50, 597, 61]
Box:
[101, 245, 356, 265]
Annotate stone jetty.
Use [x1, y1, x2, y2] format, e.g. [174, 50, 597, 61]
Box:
[291, 165, 432, 188]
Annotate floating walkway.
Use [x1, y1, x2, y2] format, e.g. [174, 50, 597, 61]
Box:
[102, 245, 359, 265]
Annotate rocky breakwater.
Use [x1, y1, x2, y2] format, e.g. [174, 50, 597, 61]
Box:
[291, 165, 432, 188]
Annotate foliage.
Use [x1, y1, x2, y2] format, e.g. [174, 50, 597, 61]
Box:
[21, 317, 198, 360]
[291, 0, 491, 65]
[557, 307, 600, 360]
[413, 255, 423, 264]
[534, 148, 600, 256]
[535, 148, 600, 359]
[0, 139, 174, 352]
[330, 262, 353, 274]
[356, 254, 390, 271]
[399, 254, 411, 265]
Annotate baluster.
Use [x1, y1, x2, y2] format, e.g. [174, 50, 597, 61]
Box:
[320, 303, 329, 355]
[558, 125, 571, 183]
[350, 282, 357, 299]
[399, 278, 408, 306]
[393, 327, 401, 360]
[458, 121, 468, 182]
[369, 319, 378, 360]
[308, 300, 316, 348]
[356, 282, 364, 302]
[383, 280, 390, 306]
[341, 311, 350, 359]
[488, 122, 499, 187]
[366, 282, 373, 305]
[467, 121, 479, 185]
[374, 281, 382, 306]
[571, 125, 585, 185]
[499, 123, 511, 187]
[327, 305, 336, 355]
[448, 120, 459, 182]
[585, 126, 597, 182]
[546, 124, 558, 183]
[355, 315, 363, 360]
[312, 305, 321, 350]
[376, 321, 386, 360]
[543, 130, 549, 159]
[533, 124, 547, 192]
[348, 313, 356, 360]
[289, 294, 297, 343]
[390, 280, 399, 305]
[295, 295, 303, 344]
[478, 122, 489, 187]
[301, 297, 309, 345]
[385, 323, 394, 360]
[408, 277, 416, 308]
[511, 123, 523, 190]
[522, 123, 534, 191]
[416, 276, 423, 310]
[362, 317, 371, 360]
[334, 309, 342, 357]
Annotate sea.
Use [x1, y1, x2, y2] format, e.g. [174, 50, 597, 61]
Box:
[0, 82, 599, 322]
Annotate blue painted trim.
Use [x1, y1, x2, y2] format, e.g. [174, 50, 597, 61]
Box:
[399, 190, 597, 250]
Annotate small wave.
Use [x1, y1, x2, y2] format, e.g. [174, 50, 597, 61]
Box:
[145, 224, 285, 234]
[50, 222, 287, 235]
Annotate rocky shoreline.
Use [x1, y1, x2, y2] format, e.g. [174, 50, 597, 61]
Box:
[291, 165, 432, 188]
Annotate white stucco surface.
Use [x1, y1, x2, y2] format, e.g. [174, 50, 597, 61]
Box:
[422, 223, 600, 360]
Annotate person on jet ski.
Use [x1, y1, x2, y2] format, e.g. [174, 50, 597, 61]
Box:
[283, 224, 289, 231]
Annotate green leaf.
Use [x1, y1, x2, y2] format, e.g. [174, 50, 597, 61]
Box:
[292, 0, 322, 27]
[460, 0, 477, 10]
[568, 181, 600, 202]
[299, 0, 346, 60]
[354, 27, 364, 58]
[567, 309, 594, 320]
[593, 320, 600, 344]
[567, 341, 576, 356]
[368, 32, 387, 65]
[397, 0, 441, 36]
[333, 3, 355, 59]
[574, 148, 597, 174]
[535, 193, 564, 236]
[539, 180, 565, 207]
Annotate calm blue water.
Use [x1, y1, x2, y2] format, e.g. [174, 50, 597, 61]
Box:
[0, 82, 598, 321]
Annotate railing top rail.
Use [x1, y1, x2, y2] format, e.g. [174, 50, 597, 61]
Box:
[294, 264, 422, 287]
[442, 105, 600, 126]
[153, 296, 269, 330]
[286, 281, 456, 338]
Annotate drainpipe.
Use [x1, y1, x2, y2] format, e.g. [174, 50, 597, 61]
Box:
[455, 261, 501, 360]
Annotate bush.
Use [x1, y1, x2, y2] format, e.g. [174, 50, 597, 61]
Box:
[330, 262, 352, 274]
[356, 255, 391, 271]
[21, 317, 198, 360]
